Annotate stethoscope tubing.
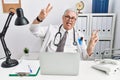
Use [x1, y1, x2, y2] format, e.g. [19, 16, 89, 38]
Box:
[53, 24, 77, 46]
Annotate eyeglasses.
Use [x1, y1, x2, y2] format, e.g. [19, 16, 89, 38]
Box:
[64, 15, 77, 21]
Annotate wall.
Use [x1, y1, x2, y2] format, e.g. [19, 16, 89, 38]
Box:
[0, 0, 118, 59]
[112, 0, 120, 51]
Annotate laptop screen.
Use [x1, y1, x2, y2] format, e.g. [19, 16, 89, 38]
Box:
[39, 52, 80, 76]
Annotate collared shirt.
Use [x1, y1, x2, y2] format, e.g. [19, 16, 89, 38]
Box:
[47, 25, 77, 53]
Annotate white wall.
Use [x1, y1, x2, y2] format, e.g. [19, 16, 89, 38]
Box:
[0, 0, 119, 59]
[112, 0, 120, 49]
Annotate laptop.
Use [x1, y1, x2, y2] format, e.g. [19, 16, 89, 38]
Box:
[39, 52, 80, 76]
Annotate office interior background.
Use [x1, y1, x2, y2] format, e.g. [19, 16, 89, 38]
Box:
[0, 0, 120, 59]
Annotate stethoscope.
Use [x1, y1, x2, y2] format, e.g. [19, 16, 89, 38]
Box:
[53, 24, 77, 46]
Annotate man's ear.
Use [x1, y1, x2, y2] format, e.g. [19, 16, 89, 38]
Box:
[62, 15, 64, 20]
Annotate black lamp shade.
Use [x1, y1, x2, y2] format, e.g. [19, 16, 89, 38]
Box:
[15, 8, 29, 26]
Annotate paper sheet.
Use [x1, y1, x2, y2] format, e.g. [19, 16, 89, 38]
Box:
[9, 60, 40, 76]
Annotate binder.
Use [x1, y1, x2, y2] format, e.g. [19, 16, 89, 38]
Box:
[77, 16, 88, 37]
[92, 0, 109, 13]
[106, 16, 113, 36]
[97, 17, 102, 36]
[103, 41, 111, 58]
[92, 0, 98, 13]
[9, 60, 40, 76]
[92, 16, 97, 31]
[94, 41, 100, 59]
[81, 17, 87, 36]
[101, 17, 107, 36]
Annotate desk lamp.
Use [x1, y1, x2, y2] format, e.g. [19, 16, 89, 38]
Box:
[0, 8, 29, 68]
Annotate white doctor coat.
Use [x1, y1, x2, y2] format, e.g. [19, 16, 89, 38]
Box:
[30, 24, 89, 60]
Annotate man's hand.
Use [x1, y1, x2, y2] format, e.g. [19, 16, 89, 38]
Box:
[87, 30, 99, 56]
[38, 3, 53, 21]
[33, 3, 52, 24]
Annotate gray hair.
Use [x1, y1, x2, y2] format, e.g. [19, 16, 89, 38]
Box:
[63, 8, 78, 17]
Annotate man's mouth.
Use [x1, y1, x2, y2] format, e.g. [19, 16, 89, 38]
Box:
[66, 22, 72, 26]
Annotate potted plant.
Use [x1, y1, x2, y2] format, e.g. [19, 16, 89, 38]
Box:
[24, 48, 29, 56]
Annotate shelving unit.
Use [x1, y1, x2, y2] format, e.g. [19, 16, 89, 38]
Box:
[76, 13, 116, 60]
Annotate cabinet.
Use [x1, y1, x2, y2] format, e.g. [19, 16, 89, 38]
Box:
[76, 13, 116, 60]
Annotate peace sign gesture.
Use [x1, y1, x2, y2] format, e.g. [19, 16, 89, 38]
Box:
[38, 3, 53, 21]
[87, 30, 99, 56]
[90, 30, 99, 45]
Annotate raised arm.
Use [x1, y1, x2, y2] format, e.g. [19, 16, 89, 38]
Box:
[32, 3, 53, 24]
[87, 30, 99, 56]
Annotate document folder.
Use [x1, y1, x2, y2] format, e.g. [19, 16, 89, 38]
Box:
[9, 60, 40, 76]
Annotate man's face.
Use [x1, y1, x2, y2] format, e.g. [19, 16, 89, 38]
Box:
[62, 10, 77, 30]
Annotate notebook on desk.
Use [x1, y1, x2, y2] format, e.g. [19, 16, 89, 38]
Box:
[39, 52, 80, 76]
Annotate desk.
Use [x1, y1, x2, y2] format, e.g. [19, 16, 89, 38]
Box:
[0, 60, 120, 80]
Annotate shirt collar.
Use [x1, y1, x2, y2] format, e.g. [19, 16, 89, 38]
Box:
[61, 25, 73, 34]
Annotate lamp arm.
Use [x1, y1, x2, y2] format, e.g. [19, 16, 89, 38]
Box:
[0, 12, 14, 61]
[0, 37, 11, 59]
[1, 12, 14, 36]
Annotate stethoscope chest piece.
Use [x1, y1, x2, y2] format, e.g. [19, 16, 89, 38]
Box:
[73, 41, 77, 46]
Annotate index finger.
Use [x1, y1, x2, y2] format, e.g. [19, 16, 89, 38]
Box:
[46, 3, 53, 12]
[92, 30, 99, 35]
